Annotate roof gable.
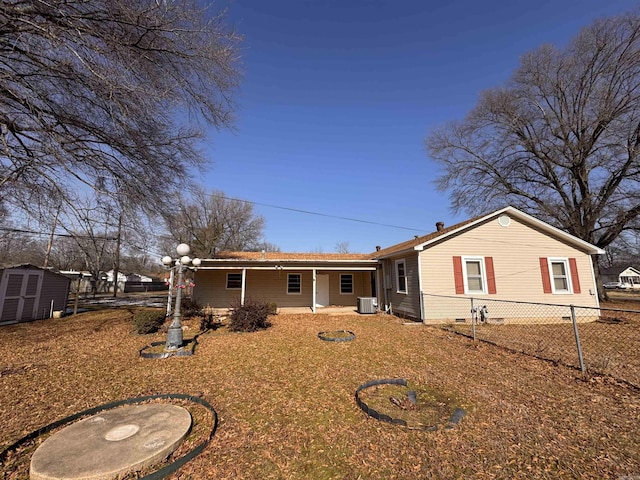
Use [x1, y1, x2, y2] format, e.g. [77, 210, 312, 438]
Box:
[373, 206, 604, 258]
[619, 266, 640, 276]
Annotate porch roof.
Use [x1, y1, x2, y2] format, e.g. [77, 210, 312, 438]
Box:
[198, 252, 378, 271]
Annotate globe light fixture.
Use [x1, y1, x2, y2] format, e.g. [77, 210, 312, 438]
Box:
[162, 244, 200, 351]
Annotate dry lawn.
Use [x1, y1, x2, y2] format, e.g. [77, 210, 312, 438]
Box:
[1, 308, 639, 479]
[444, 299, 640, 388]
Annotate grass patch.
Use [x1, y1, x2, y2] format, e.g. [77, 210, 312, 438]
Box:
[357, 381, 465, 429]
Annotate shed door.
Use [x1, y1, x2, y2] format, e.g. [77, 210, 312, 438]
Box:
[0, 270, 43, 322]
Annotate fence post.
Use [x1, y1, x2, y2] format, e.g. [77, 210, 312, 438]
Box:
[570, 305, 586, 373]
[471, 297, 476, 341]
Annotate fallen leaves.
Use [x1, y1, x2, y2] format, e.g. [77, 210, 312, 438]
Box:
[0, 310, 639, 479]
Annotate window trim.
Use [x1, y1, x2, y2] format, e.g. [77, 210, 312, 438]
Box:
[548, 257, 572, 294]
[462, 256, 487, 294]
[395, 259, 407, 294]
[226, 272, 242, 290]
[339, 274, 353, 295]
[287, 273, 302, 295]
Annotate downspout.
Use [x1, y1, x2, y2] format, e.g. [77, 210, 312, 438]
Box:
[588, 255, 600, 309]
[417, 250, 425, 323]
[381, 260, 389, 312]
[312, 268, 317, 313]
[375, 266, 382, 310]
[241, 267, 246, 306]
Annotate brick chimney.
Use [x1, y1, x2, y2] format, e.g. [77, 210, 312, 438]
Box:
[436, 222, 444, 232]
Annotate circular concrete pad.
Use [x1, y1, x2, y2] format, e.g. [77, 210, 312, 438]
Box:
[30, 404, 192, 480]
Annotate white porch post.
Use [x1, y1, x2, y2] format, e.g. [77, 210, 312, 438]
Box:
[241, 267, 246, 306]
[312, 268, 317, 313]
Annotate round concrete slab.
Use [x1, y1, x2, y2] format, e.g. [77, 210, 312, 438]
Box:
[30, 403, 192, 480]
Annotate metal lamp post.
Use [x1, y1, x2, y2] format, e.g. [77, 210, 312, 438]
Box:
[162, 243, 201, 350]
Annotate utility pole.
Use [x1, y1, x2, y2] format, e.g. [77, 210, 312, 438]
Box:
[112, 213, 122, 298]
[43, 207, 60, 269]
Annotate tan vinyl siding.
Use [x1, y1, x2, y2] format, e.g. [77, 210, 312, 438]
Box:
[193, 270, 241, 308]
[383, 255, 421, 319]
[193, 269, 372, 309]
[327, 271, 371, 305]
[419, 216, 599, 322]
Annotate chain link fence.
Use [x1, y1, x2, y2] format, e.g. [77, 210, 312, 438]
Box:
[422, 293, 640, 388]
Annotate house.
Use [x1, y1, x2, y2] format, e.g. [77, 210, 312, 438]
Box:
[0, 264, 70, 323]
[59, 270, 93, 294]
[193, 252, 378, 313]
[192, 206, 605, 323]
[104, 270, 167, 293]
[618, 266, 640, 288]
[598, 266, 640, 288]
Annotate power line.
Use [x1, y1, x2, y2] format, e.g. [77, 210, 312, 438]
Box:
[0, 227, 118, 241]
[207, 193, 425, 232]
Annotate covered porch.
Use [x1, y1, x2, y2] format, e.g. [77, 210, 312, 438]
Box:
[192, 253, 380, 313]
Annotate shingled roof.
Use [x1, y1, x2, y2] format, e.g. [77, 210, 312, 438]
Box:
[370, 215, 483, 259]
[211, 215, 484, 262]
[209, 206, 604, 263]
[211, 251, 374, 261]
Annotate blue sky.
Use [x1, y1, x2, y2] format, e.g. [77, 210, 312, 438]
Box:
[201, 0, 638, 253]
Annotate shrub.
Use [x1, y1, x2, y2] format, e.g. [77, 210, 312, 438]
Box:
[133, 309, 166, 334]
[180, 297, 202, 318]
[228, 298, 273, 332]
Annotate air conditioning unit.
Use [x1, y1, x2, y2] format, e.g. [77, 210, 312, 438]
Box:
[357, 297, 377, 314]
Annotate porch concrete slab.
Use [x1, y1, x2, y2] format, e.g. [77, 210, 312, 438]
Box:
[30, 403, 191, 480]
[207, 306, 362, 316]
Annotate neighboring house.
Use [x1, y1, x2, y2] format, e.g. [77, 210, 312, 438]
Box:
[192, 206, 605, 323]
[59, 270, 93, 294]
[104, 270, 166, 293]
[599, 266, 640, 288]
[0, 264, 70, 323]
[618, 266, 640, 288]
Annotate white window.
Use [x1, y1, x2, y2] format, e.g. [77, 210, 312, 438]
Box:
[463, 257, 487, 294]
[226, 273, 242, 290]
[287, 273, 301, 294]
[340, 274, 353, 294]
[395, 259, 407, 294]
[549, 258, 571, 294]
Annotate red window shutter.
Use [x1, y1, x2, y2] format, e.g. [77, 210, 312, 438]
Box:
[569, 258, 581, 294]
[540, 257, 552, 293]
[485, 257, 496, 294]
[453, 256, 464, 294]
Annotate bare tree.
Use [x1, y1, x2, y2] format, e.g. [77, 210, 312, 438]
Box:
[53, 197, 121, 295]
[249, 241, 281, 253]
[163, 188, 266, 258]
[426, 11, 640, 297]
[0, 0, 241, 212]
[0, 226, 45, 266]
[45, 234, 89, 272]
[335, 241, 350, 254]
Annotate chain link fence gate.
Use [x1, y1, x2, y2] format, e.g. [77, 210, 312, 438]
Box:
[421, 293, 640, 389]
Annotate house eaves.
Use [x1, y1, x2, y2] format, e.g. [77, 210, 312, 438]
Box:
[198, 252, 378, 271]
